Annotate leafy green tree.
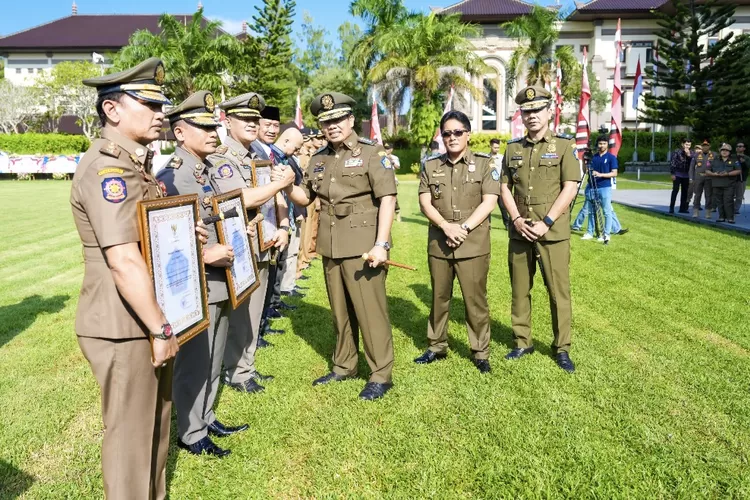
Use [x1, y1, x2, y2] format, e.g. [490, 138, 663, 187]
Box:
[34, 61, 101, 138]
[113, 9, 242, 102]
[642, 0, 736, 139]
[708, 34, 750, 141]
[338, 22, 363, 64]
[294, 11, 334, 88]
[564, 59, 608, 114]
[502, 5, 576, 93]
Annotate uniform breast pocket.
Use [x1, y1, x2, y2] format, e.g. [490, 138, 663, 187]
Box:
[462, 176, 482, 195]
[540, 159, 561, 180]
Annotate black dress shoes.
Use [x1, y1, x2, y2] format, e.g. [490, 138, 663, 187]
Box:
[177, 436, 231, 458]
[312, 372, 350, 386]
[617, 228, 630, 235]
[555, 352, 575, 373]
[505, 346, 535, 360]
[265, 308, 283, 319]
[298, 275, 310, 280]
[250, 371, 274, 382]
[413, 350, 447, 364]
[257, 337, 273, 349]
[473, 359, 491, 373]
[277, 301, 297, 310]
[224, 377, 265, 394]
[263, 326, 285, 335]
[208, 420, 248, 438]
[359, 382, 393, 401]
[281, 290, 306, 298]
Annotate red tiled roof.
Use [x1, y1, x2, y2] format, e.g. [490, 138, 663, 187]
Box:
[0, 14, 220, 51]
[575, 0, 667, 11]
[440, 0, 536, 17]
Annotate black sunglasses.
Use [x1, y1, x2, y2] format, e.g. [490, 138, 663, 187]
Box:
[441, 129, 468, 139]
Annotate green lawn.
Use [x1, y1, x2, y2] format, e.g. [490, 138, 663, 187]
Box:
[617, 172, 673, 190]
[2, 180, 750, 498]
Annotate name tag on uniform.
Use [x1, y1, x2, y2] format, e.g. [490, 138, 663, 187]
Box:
[313, 166, 325, 173]
[541, 153, 559, 159]
[431, 172, 445, 177]
[511, 156, 523, 161]
[345, 159, 363, 168]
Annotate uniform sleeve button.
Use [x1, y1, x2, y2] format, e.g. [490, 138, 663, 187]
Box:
[529, 186, 534, 190]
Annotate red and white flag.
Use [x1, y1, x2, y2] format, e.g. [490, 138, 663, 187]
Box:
[511, 109, 524, 139]
[554, 60, 563, 132]
[609, 19, 623, 156]
[294, 88, 304, 129]
[432, 85, 455, 154]
[370, 97, 382, 145]
[575, 47, 591, 155]
[632, 56, 644, 110]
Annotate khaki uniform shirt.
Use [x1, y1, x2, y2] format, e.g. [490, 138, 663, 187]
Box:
[419, 149, 501, 259]
[709, 155, 740, 187]
[70, 129, 163, 339]
[501, 131, 580, 242]
[299, 132, 397, 259]
[207, 137, 269, 262]
[156, 147, 228, 305]
[689, 151, 715, 180]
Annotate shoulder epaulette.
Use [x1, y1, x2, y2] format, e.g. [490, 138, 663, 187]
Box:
[166, 156, 183, 169]
[474, 152, 491, 158]
[508, 137, 523, 144]
[215, 145, 228, 154]
[312, 146, 328, 156]
[556, 133, 574, 140]
[358, 137, 377, 146]
[425, 153, 442, 162]
[100, 142, 121, 158]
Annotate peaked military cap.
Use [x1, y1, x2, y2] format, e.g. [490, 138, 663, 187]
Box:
[515, 85, 552, 111]
[83, 57, 170, 105]
[166, 90, 219, 127]
[260, 105, 280, 121]
[311, 92, 355, 122]
[300, 127, 314, 140]
[220, 92, 265, 119]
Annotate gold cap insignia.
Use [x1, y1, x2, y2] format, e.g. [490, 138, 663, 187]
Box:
[205, 93, 215, 112]
[321, 94, 334, 111]
[249, 94, 260, 110]
[526, 88, 535, 101]
[155, 63, 165, 85]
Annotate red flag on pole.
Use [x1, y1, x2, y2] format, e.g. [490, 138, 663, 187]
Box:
[609, 19, 623, 156]
[370, 97, 382, 145]
[554, 60, 563, 132]
[294, 88, 304, 129]
[511, 109, 524, 139]
[575, 47, 591, 155]
[432, 85, 455, 154]
[632, 56, 644, 110]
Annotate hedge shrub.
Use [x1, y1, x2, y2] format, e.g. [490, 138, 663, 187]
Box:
[0, 133, 90, 155]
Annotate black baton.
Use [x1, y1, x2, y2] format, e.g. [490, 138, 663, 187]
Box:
[201, 207, 240, 225]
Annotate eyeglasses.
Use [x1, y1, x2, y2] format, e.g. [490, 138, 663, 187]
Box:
[441, 129, 468, 139]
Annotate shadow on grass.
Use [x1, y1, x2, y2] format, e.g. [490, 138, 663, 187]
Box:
[0, 294, 69, 349]
[405, 283, 516, 357]
[399, 216, 429, 228]
[289, 301, 338, 374]
[0, 459, 34, 499]
[166, 416, 180, 499]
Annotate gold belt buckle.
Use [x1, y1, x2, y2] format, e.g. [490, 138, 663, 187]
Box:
[453, 209, 461, 220]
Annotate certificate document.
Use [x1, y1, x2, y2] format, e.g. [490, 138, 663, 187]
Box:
[215, 191, 259, 307]
[252, 161, 279, 251]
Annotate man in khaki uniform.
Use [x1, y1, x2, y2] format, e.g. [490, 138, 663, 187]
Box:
[417, 110, 500, 373]
[689, 140, 715, 218]
[500, 86, 580, 373]
[209, 93, 295, 394]
[157, 91, 249, 458]
[283, 92, 397, 400]
[71, 58, 179, 499]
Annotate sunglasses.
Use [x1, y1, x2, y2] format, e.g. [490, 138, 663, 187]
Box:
[441, 129, 468, 139]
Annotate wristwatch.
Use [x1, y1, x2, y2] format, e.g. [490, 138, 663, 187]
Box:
[543, 216, 555, 228]
[460, 223, 472, 233]
[374, 241, 391, 251]
[150, 323, 173, 341]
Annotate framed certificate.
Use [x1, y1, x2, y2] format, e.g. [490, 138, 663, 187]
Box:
[252, 159, 279, 251]
[212, 189, 260, 309]
[138, 194, 210, 345]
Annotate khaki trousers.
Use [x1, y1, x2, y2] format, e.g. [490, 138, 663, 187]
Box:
[508, 238, 572, 353]
[223, 261, 269, 383]
[173, 301, 230, 445]
[281, 224, 302, 292]
[692, 176, 712, 210]
[78, 336, 172, 500]
[323, 256, 394, 383]
[427, 254, 491, 360]
[734, 179, 746, 213]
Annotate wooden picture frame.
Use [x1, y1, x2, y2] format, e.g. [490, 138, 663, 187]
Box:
[211, 189, 261, 309]
[138, 194, 210, 346]
[251, 159, 279, 251]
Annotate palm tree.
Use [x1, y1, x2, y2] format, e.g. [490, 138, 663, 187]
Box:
[113, 9, 242, 102]
[502, 5, 576, 95]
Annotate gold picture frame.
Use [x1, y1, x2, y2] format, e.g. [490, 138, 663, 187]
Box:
[251, 159, 279, 252]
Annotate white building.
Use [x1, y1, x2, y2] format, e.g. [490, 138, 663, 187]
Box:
[435, 0, 750, 134]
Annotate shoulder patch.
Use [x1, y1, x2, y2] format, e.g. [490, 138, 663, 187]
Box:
[216, 145, 228, 155]
[97, 167, 125, 176]
[217, 163, 234, 179]
[101, 177, 127, 203]
[556, 133, 573, 140]
[167, 156, 183, 169]
[358, 137, 377, 146]
[381, 156, 393, 169]
[426, 153, 442, 162]
[491, 169, 500, 181]
[100, 142, 121, 158]
[474, 152, 491, 158]
[508, 137, 523, 144]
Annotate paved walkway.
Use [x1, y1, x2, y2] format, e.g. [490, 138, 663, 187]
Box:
[611, 188, 750, 234]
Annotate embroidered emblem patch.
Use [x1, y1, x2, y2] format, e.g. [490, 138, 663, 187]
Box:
[351, 147, 362, 157]
[97, 167, 124, 176]
[491, 169, 500, 181]
[218, 164, 233, 178]
[101, 177, 127, 203]
[168, 157, 182, 169]
[381, 157, 393, 169]
[321, 94, 334, 110]
[468, 161, 476, 173]
[526, 88, 535, 100]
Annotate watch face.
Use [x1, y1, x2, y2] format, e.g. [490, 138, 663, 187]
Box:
[163, 324, 173, 338]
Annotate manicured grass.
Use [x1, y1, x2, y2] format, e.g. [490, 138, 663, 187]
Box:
[616, 172, 673, 190]
[2, 180, 750, 498]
